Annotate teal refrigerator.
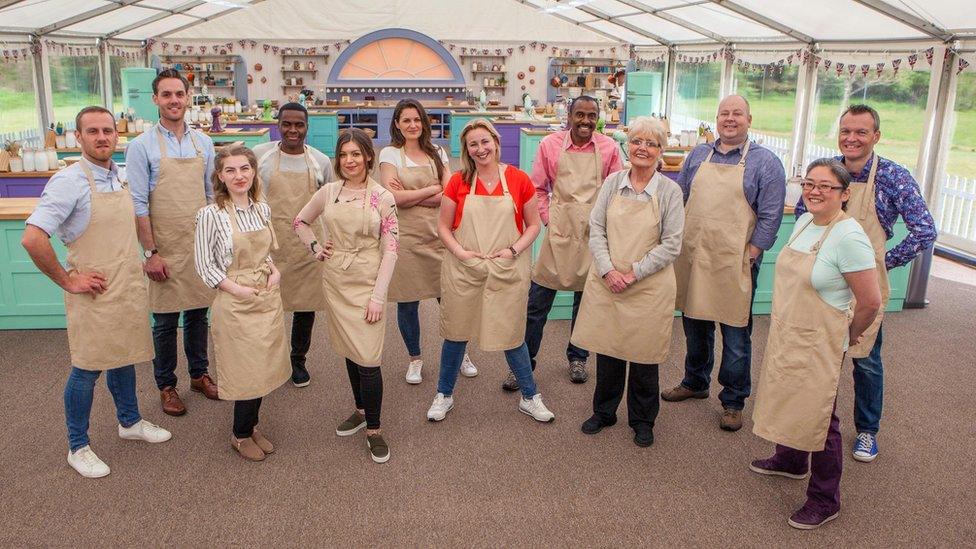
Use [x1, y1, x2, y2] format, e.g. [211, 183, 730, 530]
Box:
[121, 67, 159, 122]
[624, 72, 662, 124]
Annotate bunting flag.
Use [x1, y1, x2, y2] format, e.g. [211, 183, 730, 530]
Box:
[960, 58, 972, 74]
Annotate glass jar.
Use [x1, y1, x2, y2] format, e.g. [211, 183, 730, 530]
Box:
[33, 148, 49, 171]
[9, 155, 24, 173]
[45, 147, 58, 170]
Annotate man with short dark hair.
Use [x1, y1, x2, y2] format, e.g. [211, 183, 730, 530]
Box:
[125, 68, 218, 416]
[512, 95, 622, 391]
[23, 106, 172, 478]
[795, 103, 936, 462]
[252, 103, 334, 387]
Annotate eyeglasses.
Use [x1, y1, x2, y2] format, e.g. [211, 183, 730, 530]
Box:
[801, 181, 845, 193]
[628, 138, 661, 149]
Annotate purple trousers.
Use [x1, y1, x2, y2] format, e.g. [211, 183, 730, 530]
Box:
[774, 402, 842, 513]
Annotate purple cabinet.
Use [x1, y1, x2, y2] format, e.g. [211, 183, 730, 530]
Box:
[0, 176, 50, 198]
[226, 121, 281, 141]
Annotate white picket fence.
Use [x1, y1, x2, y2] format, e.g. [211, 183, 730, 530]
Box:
[937, 174, 976, 246]
[0, 128, 42, 148]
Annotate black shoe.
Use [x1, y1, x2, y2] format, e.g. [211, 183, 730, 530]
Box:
[569, 360, 588, 383]
[501, 371, 519, 392]
[581, 414, 616, 434]
[292, 363, 311, 388]
[634, 429, 654, 447]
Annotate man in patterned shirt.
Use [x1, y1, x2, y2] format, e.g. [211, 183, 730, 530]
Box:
[795, 104, 936, 463]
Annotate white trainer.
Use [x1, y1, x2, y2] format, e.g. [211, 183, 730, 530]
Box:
[426, 393, 454, 421]
[519, 394, 555, 423]
[405, 359, 423, 384]
[67, 445, 110, 478]
[460, 353, 478, 378]
[118, 419, 172, 443]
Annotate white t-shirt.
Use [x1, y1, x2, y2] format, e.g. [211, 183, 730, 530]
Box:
[252, 141, 335, 195]
[378, 145, 449, 170]
[787, 213, 876, 311]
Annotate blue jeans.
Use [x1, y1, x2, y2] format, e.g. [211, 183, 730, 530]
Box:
[524, 281, 588, 370]
[397, 301, 423, 357]
[438, 340, 537, 399]
[152, 307, 210, 390]
[680, 262, 760, 411]
[64, 365, 141, 452]
[852, 324, 884, 435]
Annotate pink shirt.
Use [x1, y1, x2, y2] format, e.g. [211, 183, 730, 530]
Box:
[529, 130, 623, 225]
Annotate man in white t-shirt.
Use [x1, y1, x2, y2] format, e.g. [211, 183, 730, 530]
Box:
[252, 103, 334, 387]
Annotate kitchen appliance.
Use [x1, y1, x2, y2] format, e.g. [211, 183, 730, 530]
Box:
[624, 71, 662, 125]
[121, 67, 160, 123]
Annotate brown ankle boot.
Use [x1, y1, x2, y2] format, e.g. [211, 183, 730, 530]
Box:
[251, 428, 275, 454]
[231, 436, 265, 461]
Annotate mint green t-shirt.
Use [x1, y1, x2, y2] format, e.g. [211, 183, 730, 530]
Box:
[787, 213, 876, 311]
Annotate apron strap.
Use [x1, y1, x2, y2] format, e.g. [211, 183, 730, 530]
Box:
[156, 126, 202, 159]
[787, 210, 848, 252]
[703, 140, 751, 165]
[79, 159, 98, 195]
[864, 153, 879, 192]
[561, 131, 604, 183]
[399, 146, 438, 180]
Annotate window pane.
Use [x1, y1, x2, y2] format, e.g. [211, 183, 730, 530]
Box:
[733, 64, 798, 168]
[936, 70, 976, 254]
[50, 54, 102, 130]
[807, 68, 931, 174]
[0, 60, 40, 139]
[111, 55, 144, 115]
[672, 62, 721, 133]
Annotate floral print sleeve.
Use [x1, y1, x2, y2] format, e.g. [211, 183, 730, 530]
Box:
[370, 188, 399, 304]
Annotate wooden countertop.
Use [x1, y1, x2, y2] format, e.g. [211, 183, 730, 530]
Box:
[57, 147, 125, 153]
[0, 198, 39, 220]
[311, 102, 473, 110]
[120, 127, 270, 137]
[0, 170, 58, 178]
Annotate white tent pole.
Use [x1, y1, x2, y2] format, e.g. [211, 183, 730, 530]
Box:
[30, 35, 53, 134]
[664, 48, 677, 119]
[789, 51, 818, 177]
[719, 48, 734, 98]
[98, 39, 113, 111]
[916, 45, 956, 209]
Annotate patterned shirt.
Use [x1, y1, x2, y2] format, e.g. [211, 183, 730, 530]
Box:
[794, 154, 937, 269]
[194, 200, 273, 288]
[676, 138, 786, 251]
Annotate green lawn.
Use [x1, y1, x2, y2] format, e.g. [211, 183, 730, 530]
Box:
[1, 90, 120, 137]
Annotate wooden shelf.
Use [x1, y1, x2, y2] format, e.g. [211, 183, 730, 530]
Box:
[193, 85, 234, 88]
[460, 54, 507, 58]
[282, 84, 309, 88]
[282, 68, 318, 74]
[483, 85, 508, 89]
[281, 53, 329, 59]
[472, 70, 506, 74]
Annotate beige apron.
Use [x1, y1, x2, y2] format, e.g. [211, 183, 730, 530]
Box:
[845, 156, 889, 358]
[571, 172, 676, 364]
[532, 132, 603, 291]
[321, 179, 387, 366]
[211, 204, 290, 400]
[752, 213, 851, 452]
[387, 148, 444, 302]
[148, 127, 216, 313]
[261, 146, 327, 312]
[65, 162, 154, 370]
[440, 166, 530, 351]
[674, 142, 756, 327]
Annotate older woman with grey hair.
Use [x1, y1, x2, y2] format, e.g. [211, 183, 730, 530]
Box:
[571, 116, 685, 447]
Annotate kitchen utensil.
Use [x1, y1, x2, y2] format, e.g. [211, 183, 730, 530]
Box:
[254, 63, 262, 71]
[517, 72, 525, 80]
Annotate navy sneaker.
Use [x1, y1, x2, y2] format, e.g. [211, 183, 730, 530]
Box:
[788, 505, 839, 530]
[852, 432, 878, 462]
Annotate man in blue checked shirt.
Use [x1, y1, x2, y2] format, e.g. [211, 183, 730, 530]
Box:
[795, 104, 936, 463]
[662, 95, 786, 433]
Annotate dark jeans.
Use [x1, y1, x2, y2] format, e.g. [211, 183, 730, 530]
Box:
[438, 340, 537, 399]
[397, 301, 423, 357]
[680, 262, 760, 410]
[593, 354, 660, 432]
[233, 397, 262, 439]
[152, 307, 210, 390]
[852, 324, 884, 435]
[524, 281, 587, 370]
[290, 311, 315, 369]
[64, 365, 141, 451]
[772, 401, 842, 514]
[345, 359, 383, 429]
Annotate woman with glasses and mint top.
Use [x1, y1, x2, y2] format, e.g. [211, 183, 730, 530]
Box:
[750, 158, 881, 530]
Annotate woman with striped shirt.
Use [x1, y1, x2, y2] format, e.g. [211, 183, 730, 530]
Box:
[194, 145, 290, 462]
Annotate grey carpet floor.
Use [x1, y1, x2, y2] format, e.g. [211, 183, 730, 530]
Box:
[1, 273, 974, 547]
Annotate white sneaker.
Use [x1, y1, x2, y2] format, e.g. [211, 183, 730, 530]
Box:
[426, 393, 454, 421]
[460, 353, 478, 378]
[405, 359, 423, 385]
[118, 419, 172, 443]
[67, 445, 110, 478]
[519, 394, 555, 423]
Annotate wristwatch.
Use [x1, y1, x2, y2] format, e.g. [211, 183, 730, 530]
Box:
[143, 249, 158, 259]
[509, 246, 519, 258]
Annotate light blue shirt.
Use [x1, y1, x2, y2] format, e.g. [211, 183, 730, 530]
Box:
[124, 121, 215, 217]
[787, 213, 876, 311]
[26, 158, 125, 244]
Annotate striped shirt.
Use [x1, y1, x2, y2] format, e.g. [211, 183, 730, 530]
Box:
[194, 200, 273, 288]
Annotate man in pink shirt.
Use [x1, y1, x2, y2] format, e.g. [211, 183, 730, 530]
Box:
[504, 96, 623, 391]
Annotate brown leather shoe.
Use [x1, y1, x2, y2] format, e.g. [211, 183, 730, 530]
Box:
[251, 428, 275, 454]
[661, 384, 709, 402]
[231, 436, 265, 461]
[160, 387, 186, 416]
[720, 407, 743, 431]
[190, 374, 219, 400]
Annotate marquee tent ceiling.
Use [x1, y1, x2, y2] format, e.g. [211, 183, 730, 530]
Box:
[0, 0, 974, 46]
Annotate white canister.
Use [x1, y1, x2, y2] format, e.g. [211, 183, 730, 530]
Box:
[56, 135, 67, 148]
[65, 131, 77, 147]
[785, 176, 804, 207]
[184, 110, 192, 124]
[137, 119, 147, 132]
[33, 148, 49, 172]
[45, 147, 58, 170]
[9, 155, 24, 173]
[22, 148, 35, 171]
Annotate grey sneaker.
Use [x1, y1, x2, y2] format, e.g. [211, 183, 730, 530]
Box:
[367, 433, 390, 463]
[336, 411, 366, 436]
[569, 360, 588, 383]
[501, 371, 519, 392]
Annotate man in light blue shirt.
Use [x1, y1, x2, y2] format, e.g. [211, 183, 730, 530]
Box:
[23, 106, 172, 478]
[125, 69, 219, 416]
